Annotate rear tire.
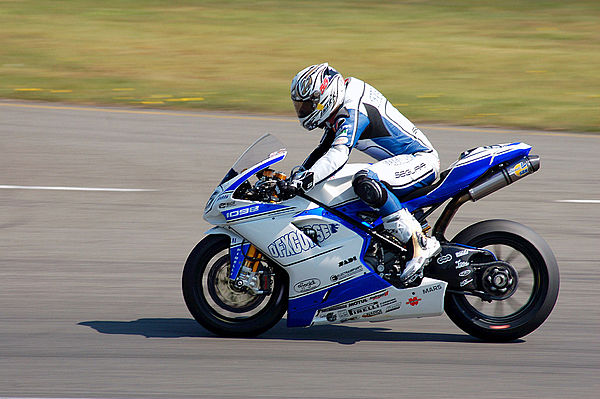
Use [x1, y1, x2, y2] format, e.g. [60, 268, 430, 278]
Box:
[182, 235, 288, 337]
[445, 220, 559, 342]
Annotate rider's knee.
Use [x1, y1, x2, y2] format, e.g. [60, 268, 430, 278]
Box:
[352, 170, 388, 208]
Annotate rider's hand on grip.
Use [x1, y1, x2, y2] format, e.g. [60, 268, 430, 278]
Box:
[276, 179, 299, 200]
[276, 171, 314, 200]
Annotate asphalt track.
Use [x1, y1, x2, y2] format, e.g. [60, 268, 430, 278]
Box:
[1, 100, 599, 399]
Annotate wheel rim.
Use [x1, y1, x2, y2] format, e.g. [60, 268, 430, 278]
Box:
[456, 236, 546, 325]
[199, 249, 275, 321]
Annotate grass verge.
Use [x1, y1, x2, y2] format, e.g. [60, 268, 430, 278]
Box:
[1, 0, 599, 131]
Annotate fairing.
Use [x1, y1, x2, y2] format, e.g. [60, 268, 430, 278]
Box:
[202, 136, 534, 328]
[404, 143, 532, 211]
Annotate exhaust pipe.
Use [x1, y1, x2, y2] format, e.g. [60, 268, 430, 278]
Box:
[468, 155, 540, 202]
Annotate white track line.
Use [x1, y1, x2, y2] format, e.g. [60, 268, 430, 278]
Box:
[556, 200, 600, 204]
[0, 185, 157, 192]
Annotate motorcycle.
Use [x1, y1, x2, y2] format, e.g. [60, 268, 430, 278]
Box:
[183, 134, 559, 342]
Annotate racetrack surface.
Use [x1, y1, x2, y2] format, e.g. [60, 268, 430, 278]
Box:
[1, 101, 599, 399]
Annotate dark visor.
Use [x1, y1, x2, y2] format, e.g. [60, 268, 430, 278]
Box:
[293, 99, 316, 118]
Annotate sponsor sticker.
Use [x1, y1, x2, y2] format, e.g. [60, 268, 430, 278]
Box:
[269, 149, 286, 158]
[422, 284, 443, 295]
[216, 193, 231, 201]
[369, 290, 389, 301]
[346, 298, 368, 308]
[348, 302, 380, 316]
[339, 256, 357, 267]
[362, 309, 383, 318]
[218, 200, 236, 209]
[380, 298, 397, 307]
[229, 245, 245, 271]
[268, 223, 338, 258]
[406, 296, 422, 307]
[305, 223, 339, 243]
[460, 278, 474, 287]
[293, 278, 321, 293]
[459, 269, 472, 277]
[337, 309, 350, 319]
[330, 265, 362, 282]
[385, 304, 402, 313]
[437, 254, 452, 264]
[455, 249, 469, 257]
[319, 291, 397, 321]
[511, 161, 529, 177]
[321, 303, 347, 312]
[331, 309, 359, 323]
[268, 230, 316, 258]
[455, 260, 469, 269]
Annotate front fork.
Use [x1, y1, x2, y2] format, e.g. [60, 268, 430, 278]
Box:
[231, 245, 271, 295]
[205, 227, 272, 295]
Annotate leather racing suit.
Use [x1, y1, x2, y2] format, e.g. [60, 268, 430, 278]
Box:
[302, 77, 440, 231]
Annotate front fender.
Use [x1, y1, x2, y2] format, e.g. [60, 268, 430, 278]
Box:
[205, 226, 244, 243]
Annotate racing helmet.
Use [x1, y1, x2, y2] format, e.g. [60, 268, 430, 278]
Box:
[290, 63, 345, 130]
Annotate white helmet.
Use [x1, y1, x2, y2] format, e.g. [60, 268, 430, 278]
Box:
[290, 63, 346, 130]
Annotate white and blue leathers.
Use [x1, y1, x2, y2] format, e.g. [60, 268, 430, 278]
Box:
[303, 78, 440, 218]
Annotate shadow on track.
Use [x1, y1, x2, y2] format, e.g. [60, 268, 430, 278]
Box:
[78, 318, 497, 344]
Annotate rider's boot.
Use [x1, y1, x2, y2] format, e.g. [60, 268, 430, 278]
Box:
[382, 208, 441, 285]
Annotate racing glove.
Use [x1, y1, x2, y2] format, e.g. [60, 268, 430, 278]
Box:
[277, 171, 314, 200]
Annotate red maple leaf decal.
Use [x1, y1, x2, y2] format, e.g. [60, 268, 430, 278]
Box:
[406, 297, 421, 306]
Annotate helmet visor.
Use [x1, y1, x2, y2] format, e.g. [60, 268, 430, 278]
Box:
[293, 99, 316, 118]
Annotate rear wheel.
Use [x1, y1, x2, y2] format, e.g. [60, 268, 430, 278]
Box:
[445, 220, 559, 342]
[182, 235, 288, 337]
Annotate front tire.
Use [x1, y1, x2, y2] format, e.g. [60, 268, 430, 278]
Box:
[182, 235, 288, 337]
[445, 220, 559, 342]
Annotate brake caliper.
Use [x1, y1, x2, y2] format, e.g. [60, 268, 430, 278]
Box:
[231, 245, 272, 295]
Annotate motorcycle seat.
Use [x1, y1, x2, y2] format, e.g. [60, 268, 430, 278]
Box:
[397, 168, 451, 203]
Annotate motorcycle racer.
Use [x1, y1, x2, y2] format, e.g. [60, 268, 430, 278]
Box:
[287, 63, 441, 286]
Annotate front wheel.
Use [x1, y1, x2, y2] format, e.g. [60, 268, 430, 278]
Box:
[445, 220, 559, 342]
[182, 235, 288, 337]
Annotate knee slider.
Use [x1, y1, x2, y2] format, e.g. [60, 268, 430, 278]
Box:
[352, 172, 388, 208]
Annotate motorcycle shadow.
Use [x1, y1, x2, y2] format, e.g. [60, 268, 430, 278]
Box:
[78, 318, 496, 344]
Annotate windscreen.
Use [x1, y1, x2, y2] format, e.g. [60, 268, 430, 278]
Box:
[220, 134, 286, 184]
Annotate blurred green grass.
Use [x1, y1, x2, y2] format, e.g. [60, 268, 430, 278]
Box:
[1, 0, 599, 131]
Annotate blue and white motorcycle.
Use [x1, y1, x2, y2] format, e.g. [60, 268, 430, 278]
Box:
[183, 134, 559, 341]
